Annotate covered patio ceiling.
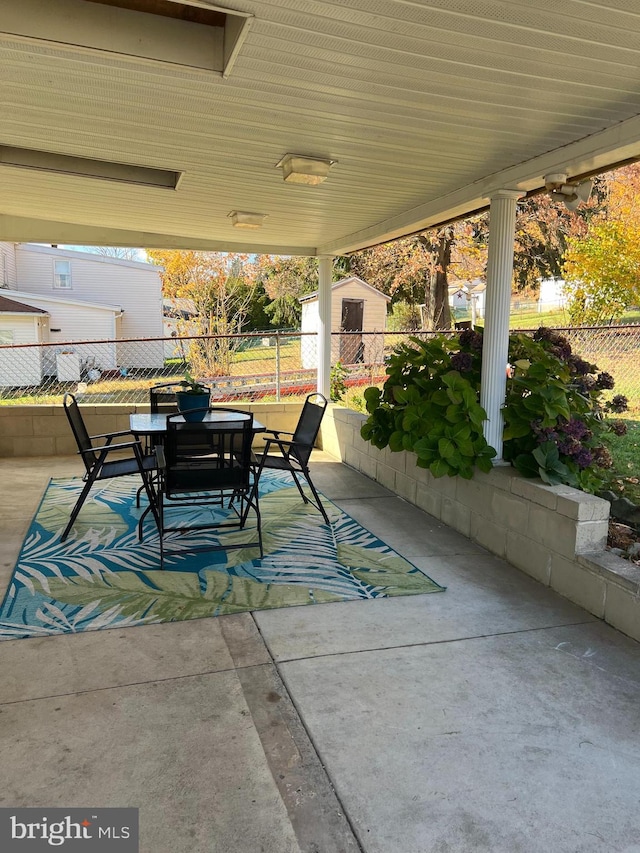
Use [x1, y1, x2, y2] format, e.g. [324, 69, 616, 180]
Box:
[2, 0, 640, 256]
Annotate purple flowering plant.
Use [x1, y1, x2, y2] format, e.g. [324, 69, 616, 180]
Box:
[361, 325, 625, 491]
[503, 328, 627, 490]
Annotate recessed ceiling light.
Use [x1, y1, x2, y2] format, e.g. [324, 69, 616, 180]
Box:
[228, 211, 267, 228]
[276, 154, 336, 186]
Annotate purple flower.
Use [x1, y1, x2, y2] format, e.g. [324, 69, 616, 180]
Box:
[609, 394, 629, 413]
[595, 372, 615, 391]
[533, 327, 555, 342]
[450, 351, 474, 372]
[558, 440, 577, 456]
[568, 356, 595, 376]
[574, 376, 596, 395]
[610, 420, 628, 436]
[573, 447, 594, 469]
[531, 421, 558, 443]
[561, 418, 589, 440]
[593, 446, 613, 468]
[549, 343, 573, 361]
[459, 329, 483, 351]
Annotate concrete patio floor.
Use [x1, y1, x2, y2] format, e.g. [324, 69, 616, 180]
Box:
[1, 454, 639, 853]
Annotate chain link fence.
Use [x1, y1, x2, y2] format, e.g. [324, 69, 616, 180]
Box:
[0, 326, 638, 412]
[552, 325, 640, 410]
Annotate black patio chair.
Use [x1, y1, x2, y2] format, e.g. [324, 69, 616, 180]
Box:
[254, 393, 330, 524]
[150, 381, 213, 414]
[149, 382, 183, 415]
[135, 380, 212, 501]
[61, 393, 160, 542]
[156, 408, 262, 568]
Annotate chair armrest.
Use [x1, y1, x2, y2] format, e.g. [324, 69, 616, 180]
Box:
[80, 440, 142, 456]
[261, 430, 294, 441]
[265, 437, 307, 448]
[263, 437, 310, 456]
[90, 429, 134, 441]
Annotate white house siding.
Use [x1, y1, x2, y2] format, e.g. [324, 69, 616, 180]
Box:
[0, 315, 43, 386]
[0, 291, 118, 375]
[538, 278, 568, 311]
[450, 289, 469, 310]
[15, 244, 164, 367]
[0, 242, 18, 289]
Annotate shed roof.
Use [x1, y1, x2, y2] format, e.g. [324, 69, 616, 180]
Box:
[300, 276, 392, 303]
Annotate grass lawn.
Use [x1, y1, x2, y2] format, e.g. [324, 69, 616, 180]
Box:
[470, 306, 640, 330]
[602, 417, 640, 505]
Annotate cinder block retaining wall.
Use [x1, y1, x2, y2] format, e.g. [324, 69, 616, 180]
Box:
[0, 402, 301, 458]
[320, 405, 640, 643]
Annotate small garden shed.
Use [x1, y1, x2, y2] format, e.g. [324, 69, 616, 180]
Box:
[300, 276, 390, 369]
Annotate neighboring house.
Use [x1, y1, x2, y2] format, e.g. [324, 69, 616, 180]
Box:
[0, 243, 164, 382]
[0, 295, 49, 387]
[300, 276, 390, 368]
[446, 279, 486, 321]
[538, 277, 568, 311]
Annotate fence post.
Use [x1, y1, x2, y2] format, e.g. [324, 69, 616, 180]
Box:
[275, 332, 281, 402]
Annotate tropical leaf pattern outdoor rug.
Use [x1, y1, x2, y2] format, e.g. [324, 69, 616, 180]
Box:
[0, 471, 444, 640]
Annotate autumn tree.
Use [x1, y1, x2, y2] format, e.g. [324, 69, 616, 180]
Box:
[256, 255, 320, 328]
[563, 165, 640, 323]
[511, 192, 596, 292]
[147, 249, 260, 375]
[347, 220, 486, 330]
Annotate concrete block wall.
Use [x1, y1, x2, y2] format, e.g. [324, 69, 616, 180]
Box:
[0, 402, 302, 458]
[320, 405, 640, 643]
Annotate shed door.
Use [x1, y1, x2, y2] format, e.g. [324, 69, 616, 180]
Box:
[340, 299, 364, 363]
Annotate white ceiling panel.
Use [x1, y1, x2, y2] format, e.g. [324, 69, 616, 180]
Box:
[2, 0, 640, 254]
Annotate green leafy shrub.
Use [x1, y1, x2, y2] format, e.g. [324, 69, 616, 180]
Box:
[330, 361, 349, 402]
[361, 327, 627, 490]
[361, 334, 496, 479]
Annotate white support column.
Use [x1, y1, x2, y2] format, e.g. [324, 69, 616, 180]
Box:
[317, 254, 333, 399]
[480, 190, 523, 461]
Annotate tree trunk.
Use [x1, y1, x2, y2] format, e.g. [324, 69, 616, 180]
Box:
[419, 230, 453, 330]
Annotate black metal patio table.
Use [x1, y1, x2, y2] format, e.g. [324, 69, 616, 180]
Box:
[130, 410, 266, 540]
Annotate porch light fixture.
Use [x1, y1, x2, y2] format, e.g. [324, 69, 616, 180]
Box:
[544, 173, 593, 211]
[276, 154, 336, 186]
[228, 211, 267, 229]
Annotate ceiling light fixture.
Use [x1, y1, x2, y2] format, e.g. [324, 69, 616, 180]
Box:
[0, 145, 182, 188]
[544, 173, 593, 211]
[228, 210, 267, 229]
[276, 154, 336, 186]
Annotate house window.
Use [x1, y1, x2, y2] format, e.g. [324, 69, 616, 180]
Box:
[54, 260, 71, 289]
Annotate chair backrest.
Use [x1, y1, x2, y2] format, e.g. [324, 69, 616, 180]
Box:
[291, 393, 328, 465]
[164, 409, 254, 497]
[63, 392, 97, 473]
[149, 382, 182, 414]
